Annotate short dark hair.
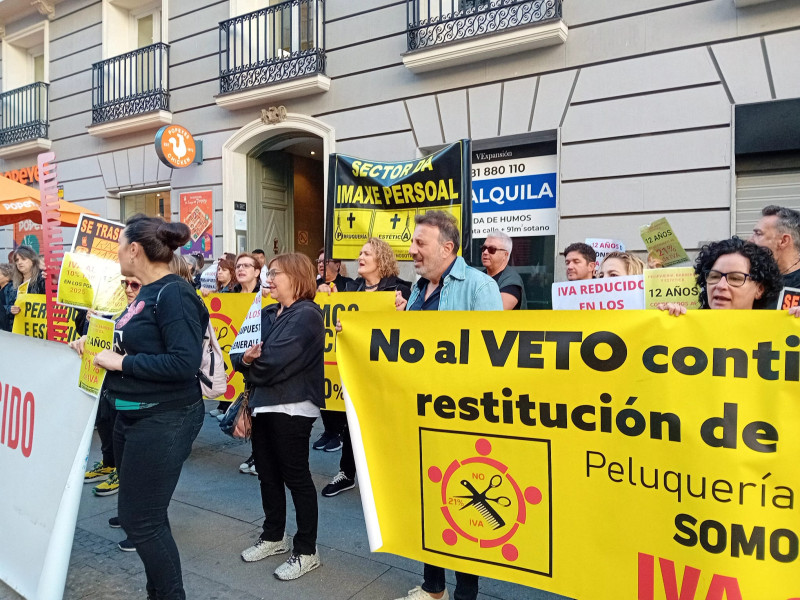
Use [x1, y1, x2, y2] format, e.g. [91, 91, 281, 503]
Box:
[564, 242, 596, 263]
[414, 210, 460, 253]
[124, 215, 191, 264]
[762, 205, 800, 252]
[694, 237, 782, 310]
[252, 249, 265, 255]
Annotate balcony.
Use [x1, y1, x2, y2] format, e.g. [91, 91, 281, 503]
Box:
[404, 0, 567, 73]
[0, 82, 51, 159]
[215, 0, 330, 111]
[88, 43, 171, 139]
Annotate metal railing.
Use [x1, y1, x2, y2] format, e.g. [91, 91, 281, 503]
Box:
[91, 42, 170, 124]
[407, 0, 562, 50]
[219, 0, 325, 94]
[0, 82, 49, 146]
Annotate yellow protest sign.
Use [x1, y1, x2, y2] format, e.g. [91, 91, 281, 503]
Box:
[644, 267, 701, 310]
[316, 291, 395, 411]
[57, 252, 126, 313]
[78, 316, 115, 397]
[337, 310, 800, 600]
[640, 217, 690, 267]
[11, 294, 79, 342]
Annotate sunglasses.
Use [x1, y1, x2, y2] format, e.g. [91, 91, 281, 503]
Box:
[121, 280, 141, 292]
[480, 245, 507, 255]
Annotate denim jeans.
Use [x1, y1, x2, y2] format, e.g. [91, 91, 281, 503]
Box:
[114, 400, 204, 600]
[251, 411, 318, 555]
[422, 564, 479, 600]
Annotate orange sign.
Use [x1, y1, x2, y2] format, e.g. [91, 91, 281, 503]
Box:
[155, 125, 196, 168]
[2, 165, 39, 185]
[14, 219, 43, 253]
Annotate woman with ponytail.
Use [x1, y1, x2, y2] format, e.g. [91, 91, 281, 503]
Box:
[90, 214, 209, 600]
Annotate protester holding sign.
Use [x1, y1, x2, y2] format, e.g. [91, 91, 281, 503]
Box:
[321, 238, 411, 498]
[8, 246, 45, 319]
[231, 253, 325, 581]
[660, 237, 782, 315]
[598, 251, 645, 278]
[92, 214, 208, 600]
[316, 248, 353, 294]
[232, 252, 262, 295]
[563, 242, 596, 281]
[215, 257, 235, 292]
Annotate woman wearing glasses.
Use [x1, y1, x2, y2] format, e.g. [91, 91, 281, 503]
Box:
[231, 253, 325, 581]
[659, 237, 782, 314]
[232, 252, 262, 294]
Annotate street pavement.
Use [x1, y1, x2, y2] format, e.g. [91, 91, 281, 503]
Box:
[1, 401, 569, 600]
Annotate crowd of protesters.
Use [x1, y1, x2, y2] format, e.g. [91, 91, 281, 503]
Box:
[4, 203, 800, 600]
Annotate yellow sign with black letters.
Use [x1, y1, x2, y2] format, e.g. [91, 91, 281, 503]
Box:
[337, 310, 800, 600]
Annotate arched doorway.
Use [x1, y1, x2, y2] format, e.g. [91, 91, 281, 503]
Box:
[221, 112, 335, 261]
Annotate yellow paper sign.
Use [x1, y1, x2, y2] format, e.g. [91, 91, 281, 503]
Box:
[316, 291, 396, 411]
[57, 252, 127, 313]
[337, 310, 800, 600]
[644, 267, 701, 310]
[79, 316, 115, 397]
[640, 217, 690, 267]
[11, 294, 79, 342]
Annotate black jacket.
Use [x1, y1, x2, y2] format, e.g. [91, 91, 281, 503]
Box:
[231, 299, 325, 409]
[344, 275, 412, 300]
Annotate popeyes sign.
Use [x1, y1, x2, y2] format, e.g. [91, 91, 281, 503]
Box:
[155, 124, 197, 168]
[3, 165, 40, 185]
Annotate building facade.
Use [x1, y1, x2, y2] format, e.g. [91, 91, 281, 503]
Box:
[1, 0, 800, 308]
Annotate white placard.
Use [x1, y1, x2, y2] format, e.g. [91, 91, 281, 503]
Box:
[229, 292, 262, 354]
[551, 274, 645, 310]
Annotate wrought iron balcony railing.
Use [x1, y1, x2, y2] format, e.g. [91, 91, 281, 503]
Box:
[219, 0, 326, 94]
[407, 0, 563, 50]
[91, 43, 170, 124]
[0, 82, 49, 147]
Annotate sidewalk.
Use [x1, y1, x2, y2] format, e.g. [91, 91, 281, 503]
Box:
[1, 401, 568, 600]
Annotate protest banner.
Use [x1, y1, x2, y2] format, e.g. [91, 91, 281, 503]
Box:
[551, 275, 645, 310]
[0, 331, 98, 600]
[326, 140, 471, 260]
[644, 267, 701, 310]
[777, 287, 800, 310]
[337, 310, 800, 600]
[11, 294, 79, 342]
[471, 151, 556, 238]
[229, 293, 262, 355]
[78, 316, 115, 397]
[179, 190, 213, 259]
[317, 291, 395, 412]
[640, 217, 689, 267]
[57, 252, 127, 313]
[72, 214, 123, 262]
[586, 238, 625, 265]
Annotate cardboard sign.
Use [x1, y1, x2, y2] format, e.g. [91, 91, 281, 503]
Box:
[57, 252, 127, 314]
[639, 217, 689, 267]
[777, 287, 800, 310]
[644, 267, 701, 310]
[78, 316, 115, 398]
[586, 238, 625, 265]
[551, 275, 645, 310]
[72, 214, 124, 262]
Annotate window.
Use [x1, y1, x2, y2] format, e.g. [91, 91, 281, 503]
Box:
[121, 190, 171, 222]
[102, 0, 166, 60]
[1, 22, 49, 90]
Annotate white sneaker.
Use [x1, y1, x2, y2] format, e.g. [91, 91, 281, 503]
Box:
[240, 534, 290, 562]
[273, 549, 321, 580]
[239, 456, 254, 473]
[249, 464, 258, 476]
[395, 586, 449, 600]
[216, 413, 225, 422]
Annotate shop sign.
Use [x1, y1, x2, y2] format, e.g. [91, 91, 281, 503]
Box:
[155, 125, 197, 168]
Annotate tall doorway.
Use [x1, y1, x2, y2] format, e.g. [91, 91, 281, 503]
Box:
[245, 134, 324, 262]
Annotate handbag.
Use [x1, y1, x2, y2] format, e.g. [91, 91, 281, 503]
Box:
[219, 388, 252, 440]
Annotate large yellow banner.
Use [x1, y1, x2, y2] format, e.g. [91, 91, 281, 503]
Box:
[203, 291, 395, 408]
[337, 310, 800, 600]
[11, 294, 79, 342]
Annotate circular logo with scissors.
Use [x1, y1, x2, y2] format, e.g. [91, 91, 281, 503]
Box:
[427, 437, 542, 562]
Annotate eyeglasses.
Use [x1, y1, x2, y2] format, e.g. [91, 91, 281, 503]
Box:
[705, 270, 751, 287]
[121, 280, 141, 292]
[236, 262, 256, 270]
[317, 259, 335, 265]
[480, 245, 508, 255]
[266, 269, 283, 279]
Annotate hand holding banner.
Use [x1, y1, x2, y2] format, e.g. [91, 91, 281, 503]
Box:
[78, 316, 115, 397]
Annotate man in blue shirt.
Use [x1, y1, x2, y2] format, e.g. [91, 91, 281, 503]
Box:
[396, 210, 501, 600]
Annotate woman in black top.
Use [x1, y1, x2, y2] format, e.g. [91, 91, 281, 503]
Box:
[321, 237, 411, 497]
[232, 253, 324, 581]
[93, 214, 208, 600]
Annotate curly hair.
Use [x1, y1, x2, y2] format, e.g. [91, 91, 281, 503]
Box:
[694, 237, 782, 309]
[601, 251, 645, 276]
[366, 237, 399, 279]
